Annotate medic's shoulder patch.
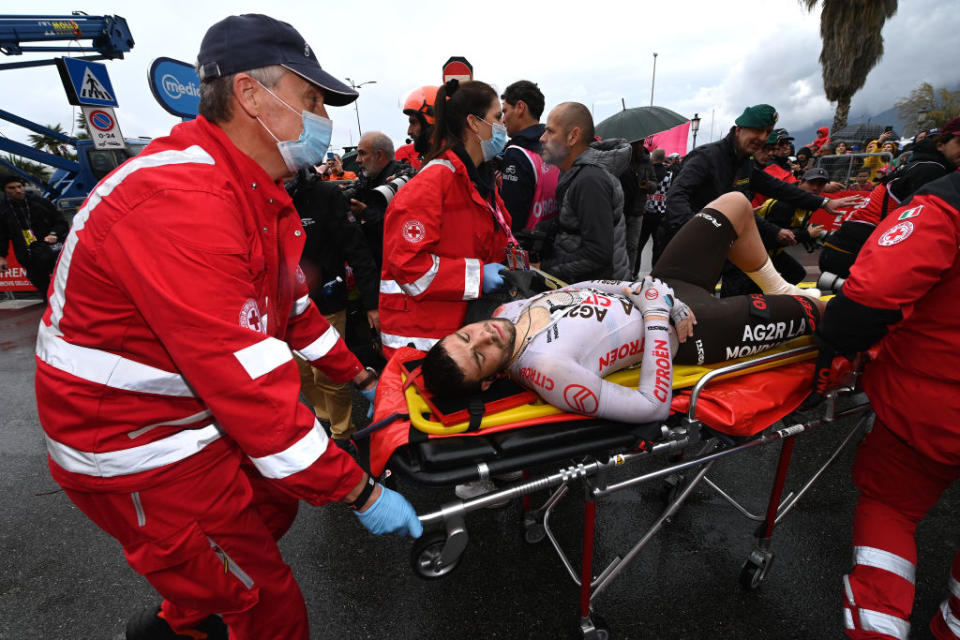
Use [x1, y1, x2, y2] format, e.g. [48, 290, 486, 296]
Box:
[878, 221, 914, 247]
[402, 219, 426, 244]
[239, 298, 265, 333]
[898, 205, 923, 221]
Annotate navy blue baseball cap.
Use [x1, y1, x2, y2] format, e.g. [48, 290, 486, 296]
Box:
[197, 14, 358, 107]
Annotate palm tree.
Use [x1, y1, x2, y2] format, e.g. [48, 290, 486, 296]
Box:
[2, 154, 51, 183]
[75, 112, 91, 140]
[27, 123, 69, 155]
[802, 0, 898, 132]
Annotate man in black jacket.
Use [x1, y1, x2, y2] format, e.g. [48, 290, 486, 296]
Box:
[0, 175, 67, 301]
[288, 170, 381, 441]
[349, 131, 414, 269]
[539, 102, 631, 283]
[657, 104, 859, 263]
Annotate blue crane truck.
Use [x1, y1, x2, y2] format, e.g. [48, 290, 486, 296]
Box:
[0, 13, 145, 218]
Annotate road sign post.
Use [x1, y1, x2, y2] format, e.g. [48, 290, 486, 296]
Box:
[56, 57, 119, 107]
[442, 57, 473, 84]
[81, 106, 125, 149]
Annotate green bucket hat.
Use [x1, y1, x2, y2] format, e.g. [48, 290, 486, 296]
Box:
[735, 104, 778, 128]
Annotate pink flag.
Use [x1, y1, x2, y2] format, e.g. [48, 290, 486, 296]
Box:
[643, 121, 691, 156]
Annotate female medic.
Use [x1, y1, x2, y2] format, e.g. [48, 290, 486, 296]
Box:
[378, 78, 514, 357]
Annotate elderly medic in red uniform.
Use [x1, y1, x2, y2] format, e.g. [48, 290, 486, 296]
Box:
[817, 170, 960, 640]
[33, 14, 420, 640]
[379, 78, 513, 356]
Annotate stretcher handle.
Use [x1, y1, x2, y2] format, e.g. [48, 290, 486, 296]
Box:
[352, 412, 409, 440]
[687, 345, 817, 421]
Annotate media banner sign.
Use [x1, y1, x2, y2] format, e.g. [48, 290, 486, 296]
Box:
[148, 57, 201, 119]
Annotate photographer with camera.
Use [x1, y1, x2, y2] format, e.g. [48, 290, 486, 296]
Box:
[288, 168, 381, 443]
[348, 131, 415, 269]
[0, 175, 67, 302]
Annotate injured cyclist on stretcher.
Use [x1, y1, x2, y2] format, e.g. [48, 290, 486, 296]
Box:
[420, 191, 824, 424]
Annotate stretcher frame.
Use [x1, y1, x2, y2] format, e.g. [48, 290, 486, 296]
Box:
[401, 346, 873, 639]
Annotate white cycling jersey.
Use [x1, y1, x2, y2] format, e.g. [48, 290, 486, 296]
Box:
[494, 280, 676, 423]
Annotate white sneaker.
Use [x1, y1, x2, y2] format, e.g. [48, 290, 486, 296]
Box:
[454, 479, 510, 508]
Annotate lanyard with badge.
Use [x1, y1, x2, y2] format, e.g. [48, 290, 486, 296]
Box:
[12, 201, 37, 245]
[486, 197, 530, 270]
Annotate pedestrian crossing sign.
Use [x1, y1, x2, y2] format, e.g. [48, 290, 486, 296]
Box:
[56, 57, 119, 107]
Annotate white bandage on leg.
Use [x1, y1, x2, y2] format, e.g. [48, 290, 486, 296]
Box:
[746, 257, 820, 298]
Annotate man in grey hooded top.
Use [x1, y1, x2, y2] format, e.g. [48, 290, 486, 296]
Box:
[539, 102, 631, 284]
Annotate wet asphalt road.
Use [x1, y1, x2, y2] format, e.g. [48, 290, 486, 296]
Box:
[2, 299, 958, 640]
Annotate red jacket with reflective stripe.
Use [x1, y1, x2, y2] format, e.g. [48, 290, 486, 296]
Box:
[843, 174, 960, 463]
[844, 182, 892, 226]
[379, 149, 510, 353]
[35, 116, 364, 500]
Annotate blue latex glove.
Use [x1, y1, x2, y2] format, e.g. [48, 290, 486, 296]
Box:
[354, 485, 423, 538]
[360, 383, 376, 419]
[482, 263, 507, 294]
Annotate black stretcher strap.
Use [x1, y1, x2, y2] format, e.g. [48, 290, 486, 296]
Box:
[467, 398, 485, 431]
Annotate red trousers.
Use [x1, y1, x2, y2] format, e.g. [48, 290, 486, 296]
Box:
[843, 420, 960, 639]
[64, 451, 308, 640]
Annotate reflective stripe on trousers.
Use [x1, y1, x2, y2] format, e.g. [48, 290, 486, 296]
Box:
[853, 546, 916, 584]
[46, 424, 223, 478]
[844, 574, 910, 639]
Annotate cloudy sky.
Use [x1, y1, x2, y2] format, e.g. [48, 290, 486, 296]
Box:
[2, 0, 958, 156]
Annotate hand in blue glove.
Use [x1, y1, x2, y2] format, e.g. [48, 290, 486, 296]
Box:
[360, 383, 376, 419]
[482, 263, 507, 294]
[354, 485, 423, 538]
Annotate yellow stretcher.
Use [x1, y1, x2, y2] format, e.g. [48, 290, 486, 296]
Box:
[403, 336, 817, 435]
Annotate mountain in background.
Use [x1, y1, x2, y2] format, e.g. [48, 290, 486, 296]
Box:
[789, 103, 906, 150]
[785, 82, 960, 150]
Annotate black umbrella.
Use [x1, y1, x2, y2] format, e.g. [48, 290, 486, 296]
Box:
[595, 106, 688, 142]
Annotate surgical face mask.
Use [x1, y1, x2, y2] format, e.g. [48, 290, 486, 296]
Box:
[477, 117, 508, 162]
[256, 82, 333, 173]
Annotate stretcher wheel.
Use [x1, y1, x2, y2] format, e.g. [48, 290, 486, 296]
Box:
[411, 532, 461, 579]
[523, 520, 546, 544]
[739, 551, 774, 590]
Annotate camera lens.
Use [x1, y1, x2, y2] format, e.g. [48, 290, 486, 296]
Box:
[817, 271, 845, 292]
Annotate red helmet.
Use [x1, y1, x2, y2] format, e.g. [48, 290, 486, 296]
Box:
[402, 85, 439, 126]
